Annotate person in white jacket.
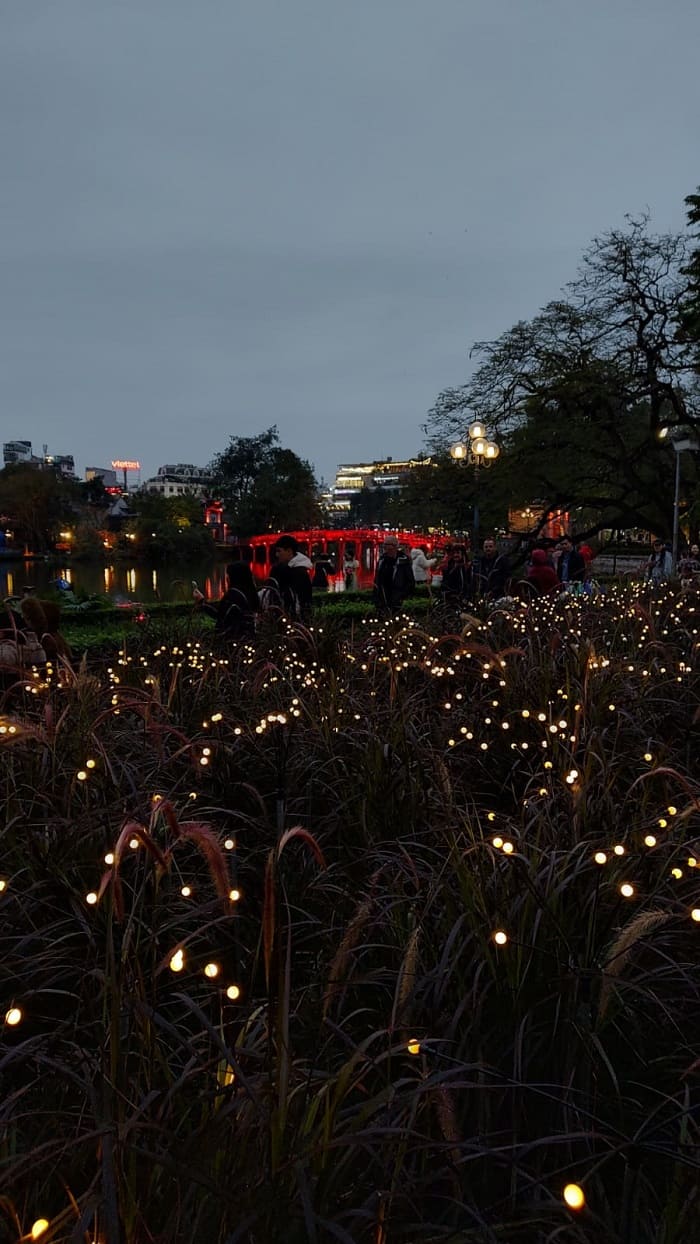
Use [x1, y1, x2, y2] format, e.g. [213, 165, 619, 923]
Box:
[410, 545, 437, 586]
[270, 536, 313, 619]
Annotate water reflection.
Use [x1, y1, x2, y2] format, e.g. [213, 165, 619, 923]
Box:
[1, 558, 230, 603]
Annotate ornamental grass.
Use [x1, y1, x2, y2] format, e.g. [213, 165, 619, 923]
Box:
[1, 585, 699, 1243]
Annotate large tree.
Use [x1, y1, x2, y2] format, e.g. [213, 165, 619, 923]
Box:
[209, 427, 320, 537]
[127, 493, 215, 561]
[679, 186, 700, 370]
[0, 464, 77, 551]
[388, 456, 508, 535]
[426, 216, 699, 538]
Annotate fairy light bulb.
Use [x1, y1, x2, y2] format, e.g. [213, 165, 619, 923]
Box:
[104, 852, 114, 865]
[492, 837, 503, 849]
[77, 770, 87, 782]
[31, 1221, 50, 1240]
[691, 909, 700, 922]
[594, 852, 607, 865]
[620, 883, 635, 898]
[0, 879, 6, 892]
[613, 845, 625, 856]
[229, 888, 241, 902]
[224, 839, 235, 850]
[86, 892, 98, 906]
[5, 1006, 22, 1026]
[181, 885, 192, 897]
[169, 949, 185, 973]
[407, 1038, 421, 1055]
[493, 930, 508, 946]
[204, 962, 219, 978]
[129, 838, 139, 850]
[226, 984, 241, 1000]
[502, 842, 514, 855]
[563, 1183, 585, 1211]
[644, 836, 656, 848]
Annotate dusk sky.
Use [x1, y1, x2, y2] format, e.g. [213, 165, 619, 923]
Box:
[2, 0, 699, 486]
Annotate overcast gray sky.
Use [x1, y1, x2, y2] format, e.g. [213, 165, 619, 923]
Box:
[2, 0, 699, 486]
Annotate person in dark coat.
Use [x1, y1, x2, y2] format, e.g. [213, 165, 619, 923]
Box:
[194, 563, 259, 640]
[439, 546, 472, 604]
[526, 549, 560, 595]
[311, 556, 333, 590]
[473, 538, 510, 597]
[556, 537, 586, 586]
[373, 536, 415, 612]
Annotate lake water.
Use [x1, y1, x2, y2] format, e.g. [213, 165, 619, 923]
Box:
[0, 557, 231, 604]
[0, 555, 368, 604]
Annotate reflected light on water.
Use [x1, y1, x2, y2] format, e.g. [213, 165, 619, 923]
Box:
[0, 558, 231, 602]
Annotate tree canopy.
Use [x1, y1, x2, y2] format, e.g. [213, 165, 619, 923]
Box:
[127, 493, 215, 561]
[679, 186, 700, 371]
[426, 214, 700, 539]
[0, 464, 77, 551]
[209, 427, 320, 537]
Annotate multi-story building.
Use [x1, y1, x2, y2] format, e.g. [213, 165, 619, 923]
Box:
[44, 453, 76, 479]
[141, 464, 212, 498]
[2, 441, 76, 477]
[326, 456, 434, 516]
[3, 440, 40, 467]
[85, 467, 118, 487]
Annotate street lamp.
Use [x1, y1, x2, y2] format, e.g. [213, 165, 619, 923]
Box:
[450, 420, 501, 549]
[659, 427, 699, 568]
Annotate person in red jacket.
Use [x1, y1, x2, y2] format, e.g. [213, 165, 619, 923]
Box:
[527, 549, 560, 595]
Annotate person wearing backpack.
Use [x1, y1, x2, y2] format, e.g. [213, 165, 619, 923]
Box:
[193, 563, 259, 640]
[372, 536, 415, 613]
[269, 536, 313, 621]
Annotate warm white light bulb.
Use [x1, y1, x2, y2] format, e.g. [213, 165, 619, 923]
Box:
[563, 1183, 585, 1210]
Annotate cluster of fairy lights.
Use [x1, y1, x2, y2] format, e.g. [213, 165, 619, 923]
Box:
[2, 584, 699, 1228]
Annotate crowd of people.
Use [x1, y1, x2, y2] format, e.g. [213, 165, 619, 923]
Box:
[187, 530, 700, 642]
[2, 533, 698, 667]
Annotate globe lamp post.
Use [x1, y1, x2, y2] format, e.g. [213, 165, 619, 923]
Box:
[450, 421, 500, 551]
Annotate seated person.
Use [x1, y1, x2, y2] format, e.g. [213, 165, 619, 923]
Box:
[193, 563, 259, 640]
